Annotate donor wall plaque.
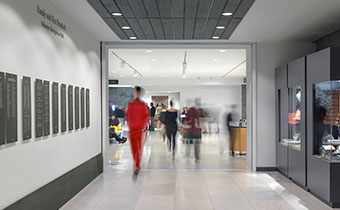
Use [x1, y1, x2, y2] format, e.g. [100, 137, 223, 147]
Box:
[43, 81, 50, 136]
[52, 82, 58, 134]
[80, 88, 84, 128]
[74, 87, 79, 129]
[60, 84, 66, 132]
[22, 77, 31, 140]
[68, 85, 73, 130]
[86, 88, 90, 127]
[35, 79, 43, 137]
[0, 72, 5, 145]
[6, 73, 18, 143]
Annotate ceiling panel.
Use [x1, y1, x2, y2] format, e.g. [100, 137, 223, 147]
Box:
[88, 0, 255, 40]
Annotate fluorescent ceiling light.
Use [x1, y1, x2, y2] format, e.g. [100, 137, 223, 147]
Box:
[219, 50, 226, 52]
[212, 36, 220, 39]
[146, 50, 152, 53]
[129, 36, 137, 40]
[122, 26, 130, 30]
[112, 12, 122, 16]
[216, 26, 225, 29]
[222, 12, 232, 16]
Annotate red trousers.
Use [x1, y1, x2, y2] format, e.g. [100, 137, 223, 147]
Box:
[129, 129, 144, 169]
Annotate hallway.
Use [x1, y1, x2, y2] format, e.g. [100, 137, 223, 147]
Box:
[61, 132, 334, 210]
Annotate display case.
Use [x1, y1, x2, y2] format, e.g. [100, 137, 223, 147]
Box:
[288, 86, 302, 150]
[314, 81, 340, 160]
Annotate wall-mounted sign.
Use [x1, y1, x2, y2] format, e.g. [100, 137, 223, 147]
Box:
[6, 73, 17, 143]
[81, 88, 85, 128]
[74, 87, 79, 129]
[0, 72, 5, 145]
[22, 77, 31, 140]
[109, 80, 119, 85]
[35, 79, 43, 138]
[43, 81, 50, 136]
[86, 89, 90, 127]
[68, 85, 73, 130]
[52, 82, 59, 134]
[60, 84, 66, 132]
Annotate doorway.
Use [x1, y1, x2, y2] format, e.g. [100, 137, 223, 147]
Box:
[101, 43, 255, 171]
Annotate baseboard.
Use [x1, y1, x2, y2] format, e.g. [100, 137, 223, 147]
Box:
[5, 153, 103, 210]
[256, 167, 277, 171]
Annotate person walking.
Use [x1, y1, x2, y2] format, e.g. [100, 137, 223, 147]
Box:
[126, 86, 150, 180]
[149, 102, 156, 131]
[165, 100, 178, 159]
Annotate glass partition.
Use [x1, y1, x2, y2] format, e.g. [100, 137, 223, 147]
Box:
[314, 81, 340, 160]
[288, 86, 301, 150]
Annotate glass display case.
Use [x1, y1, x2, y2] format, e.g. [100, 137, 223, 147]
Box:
[314, 81, 340, 160]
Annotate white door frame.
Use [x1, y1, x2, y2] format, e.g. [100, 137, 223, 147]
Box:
[101, 41, 257, 171]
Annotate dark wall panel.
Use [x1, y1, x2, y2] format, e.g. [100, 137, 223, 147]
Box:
[5, 73, 17, 143]
[35, 79, 43, 138]
[52, 82, 59, 134]
[0, 72, 6, 145]
[68, 85, 73, 131]
[22, 77, 31, 140]
[43, 81, 50, 136]
[75, 87, 80, 130]
[86, 89, 90, 127]
[60, 84, 67, 133]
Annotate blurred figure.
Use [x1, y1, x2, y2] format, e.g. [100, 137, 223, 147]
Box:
[184, 98, 202, 161]
[127, 86, 150, 180]
[155, 103, 163, 129]
[181, 106, 188, 124]
[109, 115, 127, 143]
[109, 101, 114, 117]
[160, 104, 167, 141]
[149, 102, 156, 131]
[226, 104, 237, 157]
[165, 100, 178, 160]
[114, 106, 126, 125]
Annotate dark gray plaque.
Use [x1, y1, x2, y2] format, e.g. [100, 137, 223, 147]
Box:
[74, 87, 79, 129]
[35, 79, 43, 137]
[0, 72, 5, 145]
[52, 82, 58, 134]
[22, 77, 31, 140]
[6, 73, 17, 143]
[86, 89, 90, 127]
[43, 81, 50, 136]
[81, 88, 85, 128]
[60, 84, 66, 132]
[68, 85, 73, 130]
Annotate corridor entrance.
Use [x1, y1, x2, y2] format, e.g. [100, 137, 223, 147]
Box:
[101, 44, 254, 172]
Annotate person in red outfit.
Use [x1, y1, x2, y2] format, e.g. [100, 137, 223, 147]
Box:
[126, 86, 150, 180]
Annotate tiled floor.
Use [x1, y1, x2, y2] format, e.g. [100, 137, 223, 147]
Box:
[61, 131, 336, 210]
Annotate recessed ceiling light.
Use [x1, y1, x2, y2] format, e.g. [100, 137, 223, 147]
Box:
[222, 12, 232, 16]
[129, 36, 137, 40]
[213, 59, 218, 62]
[112, 12, 122, 16]
[216, 26, 225, 29]
[146, 50, 152, 53]
[212, 36, 220, 39]
[219, 50, 226, 52]
[119, 75, 123, 77]
[122, 26, 130, 30]
[112, 70, 117, 73]
[151, 59, 157, 62]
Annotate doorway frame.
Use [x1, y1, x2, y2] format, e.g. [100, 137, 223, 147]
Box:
[101, 41, 257, 171]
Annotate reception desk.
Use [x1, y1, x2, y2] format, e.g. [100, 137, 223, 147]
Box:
[229, 127, 247, 154]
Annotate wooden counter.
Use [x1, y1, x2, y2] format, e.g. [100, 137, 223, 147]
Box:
[229, 127, 247, 153]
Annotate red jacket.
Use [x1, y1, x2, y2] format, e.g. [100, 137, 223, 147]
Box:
[127, 98, 150, 130]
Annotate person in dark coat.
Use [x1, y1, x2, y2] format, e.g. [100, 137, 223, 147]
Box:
[149, 102, 156, 131]
[165, 100, 178, 159]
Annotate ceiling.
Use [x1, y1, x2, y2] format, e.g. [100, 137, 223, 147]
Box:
[49, 0, 340, 42]
[108, 48, 246, 85]
[87, 0, 255, 40]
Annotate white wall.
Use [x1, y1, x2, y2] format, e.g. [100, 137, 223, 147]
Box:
[255, 42, 315, 168]
[0, 0, 101, 208]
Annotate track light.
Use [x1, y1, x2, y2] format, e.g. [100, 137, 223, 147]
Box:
[133, 71, 138, 77]
[121, 60, 126, 68]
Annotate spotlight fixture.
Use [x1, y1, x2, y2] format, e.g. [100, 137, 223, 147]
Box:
[121, 26, 130, 30]
[129, 36, 137, 40]
[219, 49, 226, 53]
[216, 26, 225, 29]
[112, 12, 122, 16]
[133, 71, 138, 77]
[212, 36, 220, 39]
[222, 12, 232, 16]
[182, 73, 186, 78]
[198, 77, 201, 82]
[146, 50, 152, 53]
